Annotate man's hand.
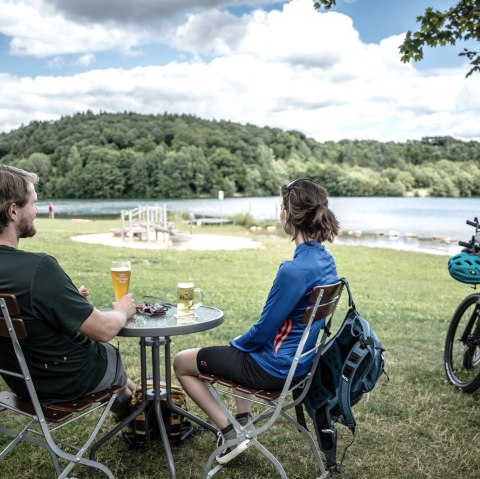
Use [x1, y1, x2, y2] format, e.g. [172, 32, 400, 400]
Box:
[112, 293, 136, 319]
[78, 285, 89, 298]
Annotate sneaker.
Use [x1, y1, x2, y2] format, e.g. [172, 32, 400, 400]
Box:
[216, 433, 251, 465]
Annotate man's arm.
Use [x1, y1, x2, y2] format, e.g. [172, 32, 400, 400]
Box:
[80, 294, 136, 342]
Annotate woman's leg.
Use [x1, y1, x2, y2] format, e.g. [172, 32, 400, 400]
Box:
[174, 348, 232, 429]
[233, 389, 252, 415]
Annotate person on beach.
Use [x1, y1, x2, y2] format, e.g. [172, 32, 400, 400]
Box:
[174, 178, 339, 464]
[0, 165, 136, 415]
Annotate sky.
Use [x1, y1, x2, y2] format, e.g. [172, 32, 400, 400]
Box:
[0, 0, 479, 143]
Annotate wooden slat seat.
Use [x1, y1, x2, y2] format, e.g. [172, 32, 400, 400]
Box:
[255, 390, 282, 401]
[87, 385, 125, 403]
[199, 373, 282, 401]
[50, 386, 125, 413]
[0, 391, 72, 423]
[235, 384, 260, 395]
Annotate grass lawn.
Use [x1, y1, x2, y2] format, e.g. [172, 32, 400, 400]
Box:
[1, 218, 479, 479]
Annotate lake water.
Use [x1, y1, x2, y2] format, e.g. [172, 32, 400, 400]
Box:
[37, 196, 480, 256]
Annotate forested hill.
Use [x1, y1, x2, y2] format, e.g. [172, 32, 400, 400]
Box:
[0, 111, 479, 199]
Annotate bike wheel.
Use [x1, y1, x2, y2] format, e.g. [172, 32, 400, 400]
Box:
[444, 293, 480, 392]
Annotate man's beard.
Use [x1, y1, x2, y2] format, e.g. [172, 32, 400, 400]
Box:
[18, 217, 36, 238]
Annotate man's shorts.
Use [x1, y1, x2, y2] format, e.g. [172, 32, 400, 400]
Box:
[86, 343, 128, 394]
[197, 345, 286, 391]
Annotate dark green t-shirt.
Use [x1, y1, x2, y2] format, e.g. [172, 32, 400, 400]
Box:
[0, 245, 107, 403]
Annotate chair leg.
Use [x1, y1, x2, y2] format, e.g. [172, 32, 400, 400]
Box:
[201, 383, 328, 479]
[200, 411, 328, 479]
[0, 421, 32, 460]
[201, 431, 255, 479]
[249, 438, 288, 479]
[279, 410, 329, 479]
[200, 420, 289, 479]
[0, 393, 118, 479]
[201, 456, 224, 479]
[0, 421, 63, 476]
[204, 382, 238, 427]
[52, 393, 118, 479]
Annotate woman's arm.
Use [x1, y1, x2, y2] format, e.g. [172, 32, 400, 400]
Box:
[231, 262, 305, 352]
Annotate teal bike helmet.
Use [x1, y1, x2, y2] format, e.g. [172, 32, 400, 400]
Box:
[448, 252, 480, 284]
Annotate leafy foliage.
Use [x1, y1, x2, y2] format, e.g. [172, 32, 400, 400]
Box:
[314, 0, 480, 77]
[0, 111, 479, 199]
[400, 1, 480, 77]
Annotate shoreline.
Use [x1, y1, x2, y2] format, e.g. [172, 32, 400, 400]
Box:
[335, 235, 460, 256]
[71, 231, 458, 256]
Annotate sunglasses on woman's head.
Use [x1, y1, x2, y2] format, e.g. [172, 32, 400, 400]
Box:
[283, 178, 314, 190]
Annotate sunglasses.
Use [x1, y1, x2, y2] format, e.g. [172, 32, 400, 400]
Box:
[283, 178, 315, 191]
[135, 296, 173, 316]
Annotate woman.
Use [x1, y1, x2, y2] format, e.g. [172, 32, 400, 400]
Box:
[173, 179, 339, 464]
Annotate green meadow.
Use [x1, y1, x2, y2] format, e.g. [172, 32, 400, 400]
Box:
[1, 218, 479, 479]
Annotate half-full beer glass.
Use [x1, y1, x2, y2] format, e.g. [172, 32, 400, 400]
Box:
[111, 260, 131, 300]
[177, 282, 202, 317]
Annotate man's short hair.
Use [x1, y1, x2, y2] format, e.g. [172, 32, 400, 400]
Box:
[0, 165, 38, 231]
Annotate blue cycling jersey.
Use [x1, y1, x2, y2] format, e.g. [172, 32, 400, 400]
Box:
[231, 240, 338, 379]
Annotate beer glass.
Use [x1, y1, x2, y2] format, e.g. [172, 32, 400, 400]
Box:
[176, 282, 202, 319]
[111, 260, 131, 301]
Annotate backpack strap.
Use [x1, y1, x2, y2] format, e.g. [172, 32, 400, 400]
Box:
[293, 388, 308, 430]
[341, 277, 355, 310]
[313, 406, 337, 468]
[338, 340, 371, 431]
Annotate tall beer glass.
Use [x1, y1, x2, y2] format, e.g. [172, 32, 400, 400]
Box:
[111, 260, 131, 300]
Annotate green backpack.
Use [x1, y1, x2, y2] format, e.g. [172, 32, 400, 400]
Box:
[302, 281, 387, 472]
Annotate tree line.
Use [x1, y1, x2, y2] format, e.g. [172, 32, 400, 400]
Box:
[0, 111, 479, 199]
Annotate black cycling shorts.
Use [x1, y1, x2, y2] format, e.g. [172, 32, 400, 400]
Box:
[197, 345, 286, 391]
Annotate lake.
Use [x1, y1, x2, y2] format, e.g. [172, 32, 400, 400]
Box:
[37, 196, 480, 256]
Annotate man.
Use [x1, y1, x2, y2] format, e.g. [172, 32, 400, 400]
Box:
[0, 165, 136, 414]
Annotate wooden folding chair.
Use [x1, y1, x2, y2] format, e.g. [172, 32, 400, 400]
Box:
[0, 294, 125, 479]
[199, 280, 345, 478]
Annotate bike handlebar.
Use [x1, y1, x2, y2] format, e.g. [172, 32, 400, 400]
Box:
[455, 219, 480, 252]
[466, 219, 479, 228]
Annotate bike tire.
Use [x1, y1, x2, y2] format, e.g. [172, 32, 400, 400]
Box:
[444, 293, 480, 393]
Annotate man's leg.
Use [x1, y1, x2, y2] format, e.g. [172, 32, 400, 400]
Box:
[111, 378, 136, 416]
[88, 343, 136, 416]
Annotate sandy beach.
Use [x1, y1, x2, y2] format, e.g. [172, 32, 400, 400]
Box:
[71, 232, 263, 251]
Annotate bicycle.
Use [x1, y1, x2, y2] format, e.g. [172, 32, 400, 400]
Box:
[444, 217, 480, 393]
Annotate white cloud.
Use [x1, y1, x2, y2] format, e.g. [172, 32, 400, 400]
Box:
[173, 1, 361, 70]
[0, 0, 478, 143]
[173, 9, 250, 56]
[0, 0, 150, 57]
[74, 54, 96, 67]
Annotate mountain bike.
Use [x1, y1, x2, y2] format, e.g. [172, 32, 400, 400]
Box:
[444, 218, 480, 393]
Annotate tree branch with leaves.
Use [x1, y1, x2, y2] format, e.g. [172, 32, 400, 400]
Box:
[313, 0, 480, 77]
